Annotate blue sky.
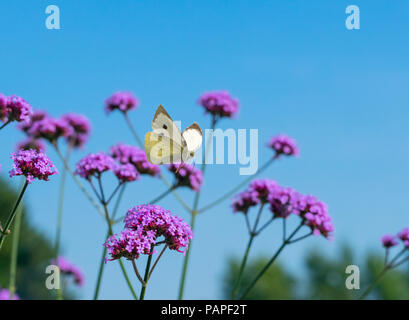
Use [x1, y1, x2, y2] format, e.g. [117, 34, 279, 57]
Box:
[1, 0, 409, 299]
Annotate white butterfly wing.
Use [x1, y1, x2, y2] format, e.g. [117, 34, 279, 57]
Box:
[152, 105, 185, 148]
[182, 122, 203, 153]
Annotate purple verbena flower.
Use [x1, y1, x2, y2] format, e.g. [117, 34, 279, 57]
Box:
[232, 190, 260, 214]
[0, 288, 19, 300]
[167, 163, 203, 192]
[268, 186, 299, 219]
[52, 256, 85, 286]
[62, 113, 91, 148]
[28, 116, 73, 143]
[249, 179, 278, 202]
[114, 163, 140, 182]
[6, 95, 33, 123]
[397, 228, 409, 247]
[105, 91, 139, 114]
[16, 137, 46, 153]
[198, 90, 239, 119]
[381, 234, 398, 248]
[123, 204, 193, 253]
[75, 152, 116, 180]
[0, 94, 10, 122]
[110, 143, 160, 176]
[9, 149, 58, 183]
[293, 194, 334, 239]
[18, 110, 48, 133]
[104, 229, 155, 261]
[267, 134, 299, 158]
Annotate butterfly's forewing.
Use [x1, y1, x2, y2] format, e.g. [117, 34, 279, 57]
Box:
[152, 105, 186, 148]
[182, 122, 203, 154]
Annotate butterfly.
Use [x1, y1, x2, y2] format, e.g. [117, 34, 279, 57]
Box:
[144, 105, 203, 167]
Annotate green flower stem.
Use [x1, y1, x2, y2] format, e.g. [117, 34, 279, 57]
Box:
[8, 197, 23, 299]
[101, 195, 138, 299]
[177, 117, 217, 300]
[140, 247, 154, 300]
[231, 203, 265, 299]
[53, 144, 105, 218]
[93, 185, 126, 300]
[239, 221, 303, 300]
[54, 147, 72, 259]
[198, 157, 276, 214]
[149, 185, 177, 204]
[0, 120, 11, 132]
[93, 231, 109, 300]
[358, 267, 389, 300]
[359, 247, 408, 300]
[123, 113, 144, 148]
[0, 181, 28, 251]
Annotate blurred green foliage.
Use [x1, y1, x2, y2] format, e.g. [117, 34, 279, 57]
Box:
[0, 177, 55, 299]
[223, 245, 409, 299]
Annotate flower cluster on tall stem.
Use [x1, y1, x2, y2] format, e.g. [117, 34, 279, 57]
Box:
[0, 94, 33, 132]
[231, 178, 333, 299]
[104, 204, 193, 299]
[359, 228, 409, 299]
[0, 149, 57, 250]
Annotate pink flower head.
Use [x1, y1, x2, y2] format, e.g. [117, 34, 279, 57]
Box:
[249, 179, 278, 202]
[397, 228, 409, 247]
[198, 90, 239, 119]
[52, 256, 84, 286]
[18, 110, 48, 133]
[6, 95, 33, 123]
[105, 91, 139, 114]
[75, 152, 116, 180]
[16, 138, 46, 153]
[167, 163, 203, 192]
[381, 234, 398, 248]
[0, 94, 10, 122]
[232, 190, 260, 214]
[267, 134, 299, 158]
[123, 204, 193, 253]
[0, 288, 19, 300]
[62, 113, 91, 148]
[114, 163, 140, 183]
[110, 143, 160, 176]
[104, 229, 155, 261]
[28, 116, 73, 143]
[268, 186, 299, 219]
[9, 149, 58, 183]
[293, 194, 334, 239]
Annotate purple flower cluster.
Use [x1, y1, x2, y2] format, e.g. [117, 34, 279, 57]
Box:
[62, 113, 91, 148]
[52, 256, 85, 286]
[19, 111, 91, 149]
[198, 90, 239, 118]
[267, 134, 299, 158]
[381, 228, 409, 248]
[232, 179, 334, 239]
[110, 143, 160, 176]
[167, 163, 203, 192]
[9, 149, 58, 183]
[75, 152, 116, 180]
[114, 163, 140, 182]
[105, 91, 139, 114]
[0, 289, 19, 300]
[105, 205, 193, 261]
[16, 137, 46, 153]
[0, 94, 33, 123]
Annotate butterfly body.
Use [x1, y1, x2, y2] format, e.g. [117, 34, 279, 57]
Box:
[145, 105, 203, 166]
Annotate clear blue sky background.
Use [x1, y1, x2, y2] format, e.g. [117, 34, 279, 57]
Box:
[1, 0, 409, 299]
